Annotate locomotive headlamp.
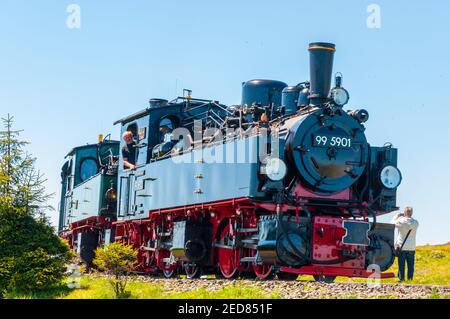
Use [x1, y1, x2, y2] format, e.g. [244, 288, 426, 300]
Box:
[264, 157, 287, 181]
[330, 87, 349, 106]
[105, 187, 117, 202]
[380, 165, 402, 189]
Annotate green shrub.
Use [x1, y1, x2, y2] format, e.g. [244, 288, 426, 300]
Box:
[0, 258, 13, 297]
[0, 208, 71, 259]
[93, 242, 137, 299]
[0, 116, 73, 297]
[0, 207, 73, 297]
[9, 248, 69, 292]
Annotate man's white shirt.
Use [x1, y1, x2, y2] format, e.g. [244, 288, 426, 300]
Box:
[391, 216, 419, 251]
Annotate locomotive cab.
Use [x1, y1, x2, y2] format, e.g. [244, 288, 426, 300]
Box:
[58, 138, 119, 265]
[59, 138, 119, 230]
[113, 102, 185, 219]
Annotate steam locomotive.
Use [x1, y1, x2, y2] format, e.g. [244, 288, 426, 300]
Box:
[58, 42, 402, 281]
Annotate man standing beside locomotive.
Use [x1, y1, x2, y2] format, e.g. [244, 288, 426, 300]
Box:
[391, 207, 419, 282]
[122, 131, 137, 170]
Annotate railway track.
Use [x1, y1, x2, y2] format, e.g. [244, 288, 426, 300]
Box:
[93, 274, 450, 299]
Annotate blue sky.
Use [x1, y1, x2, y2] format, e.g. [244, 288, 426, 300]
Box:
[1, 0, 449, 244]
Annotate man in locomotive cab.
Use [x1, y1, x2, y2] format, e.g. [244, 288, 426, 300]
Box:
[392, 207, 419, 281]
[159, 124, 173, 143]
[152, 119, 179, 158]
[122, 131, 137, 170]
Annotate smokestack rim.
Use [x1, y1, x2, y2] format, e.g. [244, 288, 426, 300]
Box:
[308, 42, 336, 52]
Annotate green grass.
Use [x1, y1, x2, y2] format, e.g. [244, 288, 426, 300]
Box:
[333, 244, 450, 285]
[6, 284, 73, 299]
[6, 244, 450, 299]
[63, 276, 164, 299]
[427, 288, 450, 299]
[7, 276, 281, 299]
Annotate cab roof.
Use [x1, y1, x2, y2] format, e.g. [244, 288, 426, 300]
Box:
[65, 140, 119, 158]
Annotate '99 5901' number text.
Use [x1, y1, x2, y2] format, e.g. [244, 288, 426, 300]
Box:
[314, 135, 352, 148]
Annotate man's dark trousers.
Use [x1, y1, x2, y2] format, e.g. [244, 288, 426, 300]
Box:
[398, 250, 415, 281]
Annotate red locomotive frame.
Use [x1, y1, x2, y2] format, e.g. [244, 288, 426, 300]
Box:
[63, 197, 394, 280]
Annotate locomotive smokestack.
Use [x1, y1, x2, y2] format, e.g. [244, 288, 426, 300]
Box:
[308, 42, 335, 105]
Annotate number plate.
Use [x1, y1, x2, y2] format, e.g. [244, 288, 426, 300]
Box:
[342, 220, 370, 246]
[313, 134, 353, 148]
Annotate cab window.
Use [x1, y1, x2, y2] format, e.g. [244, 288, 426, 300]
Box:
[80, 158, 98, 182]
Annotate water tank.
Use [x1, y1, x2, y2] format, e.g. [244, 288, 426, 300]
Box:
[241, 79, 287, 107]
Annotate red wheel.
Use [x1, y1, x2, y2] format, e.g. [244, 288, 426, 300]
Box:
[250, 249, 274, 280]
[253, 264, 274, 280]
[217, 223, 240, 279]
[184, 263, 202, 279]
[162, 266, 177, 278]
[159, 251, 178, 278]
